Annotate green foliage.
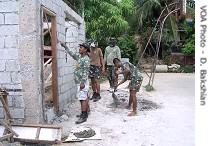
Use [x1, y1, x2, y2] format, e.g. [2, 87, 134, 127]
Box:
[117, 35, 137, 64]
[182, 34, 195, 55]
[135, 0, 161, 28]
[145, 84, 154, 92]
[63, 0, 83, 15]
[84, 0, 135, 46]
[180, 19, 195, 55]
[132, 0, 180, 57]
[178, 65, 195, 73]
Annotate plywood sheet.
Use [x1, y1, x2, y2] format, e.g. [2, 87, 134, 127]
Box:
[64, 127, 102, 142]
[39, 128, 61, 141]
[12, 126, 37, 139]
[0, 126, 5, 137]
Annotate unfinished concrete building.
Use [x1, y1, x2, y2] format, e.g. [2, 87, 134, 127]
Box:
[0, 0, 85, 123]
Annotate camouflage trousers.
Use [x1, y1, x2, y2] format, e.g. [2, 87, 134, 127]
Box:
[129, 76, 143, 92]
[106, 65, 118, 88]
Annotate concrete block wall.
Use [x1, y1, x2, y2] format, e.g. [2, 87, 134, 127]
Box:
[0, 0, 24, 123]
[0, 0, 85, 123]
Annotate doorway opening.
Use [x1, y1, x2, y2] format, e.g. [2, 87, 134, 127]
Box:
[41, 7, 59, 115]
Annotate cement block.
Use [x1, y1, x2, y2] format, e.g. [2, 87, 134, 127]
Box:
[2, 84, 22, 90]
[60, 84, 68, 94]
[24, 108, 40, 122]
[0, 72, 11, 83]
[13, 96, 25, 108]
[10, 108, 24, 119]
[7, 90, 23, 96]
[62, 75, 69, 84]
[11, 72, 21, 83]
[57, 24, 62, 33]
[44, 108, 56, 123]
[60, 21, 66, 29]
[57, 50, 65, 59]
[0, 108, 4, 118]
[5, 13, 19, 24]
[6, 60, 20, 71]
[12, 119, 24, 124]
[155, 65, 168, 72]
[41, 0, 53, 11]
[0, 48, 18, 59]
[58, 67, 66, 77]
[0, 13, 4, 24]
[66, 37, 75, 43]
[7, 95, 13, 107]
[0, 37, 4, 48]
[52, 3, 60, 14]
[0, 1, 18, 12]
[0, 60, 6, 71]
[5, 36, 18, 48]
[57, 32, 65, 42]
[0, 25, 18, 36]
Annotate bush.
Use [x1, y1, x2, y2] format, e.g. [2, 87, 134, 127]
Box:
[117, 35, 137, 64]
[145, 84, 154, 92]
[178, 65, 195, 73]
[182, 34, 195, 55]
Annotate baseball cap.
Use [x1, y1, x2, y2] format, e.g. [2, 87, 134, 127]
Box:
[79, 43, 90, 52]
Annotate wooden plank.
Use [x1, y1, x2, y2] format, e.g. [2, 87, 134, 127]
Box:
[44, 81, 52, 88]
[44, 56, 52, 59]
[44, 12, 52, 38]
[13, 138, 60, 145]
[12, 126, 37, 139]
[43, 29, 50, 36]
[44, 58, 52, 67]
[45, 72, 52, 83]
[51, 14, 59, 112]
[44, 46, 52, 51]
[0, 121, 18, 137]
[39, 128, 61, 141]
[0, 96, 12, 120]
[11, 124, 62, 129]
[0, 133, 13, 141]
[42, 5, 56, 16]
[12, 125, 62, 144]
[35, 127, 41, 140]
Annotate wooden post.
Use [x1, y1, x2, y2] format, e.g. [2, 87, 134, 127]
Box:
[51, 14, 59, 113]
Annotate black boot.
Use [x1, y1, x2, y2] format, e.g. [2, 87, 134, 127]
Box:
[93, 93, 101, 102]
[75, 112, 87, 124]
[90, 92, 97, 100]
[76, 113, 82, 118]
[76, 111, 90, 117]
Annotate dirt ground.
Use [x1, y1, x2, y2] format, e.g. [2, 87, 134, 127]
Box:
[54, 73, 195, 146]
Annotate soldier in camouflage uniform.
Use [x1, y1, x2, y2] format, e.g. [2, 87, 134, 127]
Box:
[113, 58, 143, 116]
[104, 37, 121, 92]
[61, 42, 90, 124]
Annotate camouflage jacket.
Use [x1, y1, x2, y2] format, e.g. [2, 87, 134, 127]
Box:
[64, 46, 90, 84]
[121, 62, 143, 81]
[104, 46, 121, 66]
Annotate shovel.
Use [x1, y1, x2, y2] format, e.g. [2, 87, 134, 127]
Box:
[111, 87, 120, 107]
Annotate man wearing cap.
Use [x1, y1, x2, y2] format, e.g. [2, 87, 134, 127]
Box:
[89, 41, 105, 102]
[61, 42, 90, 124]
[104, 37, 121, 92]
